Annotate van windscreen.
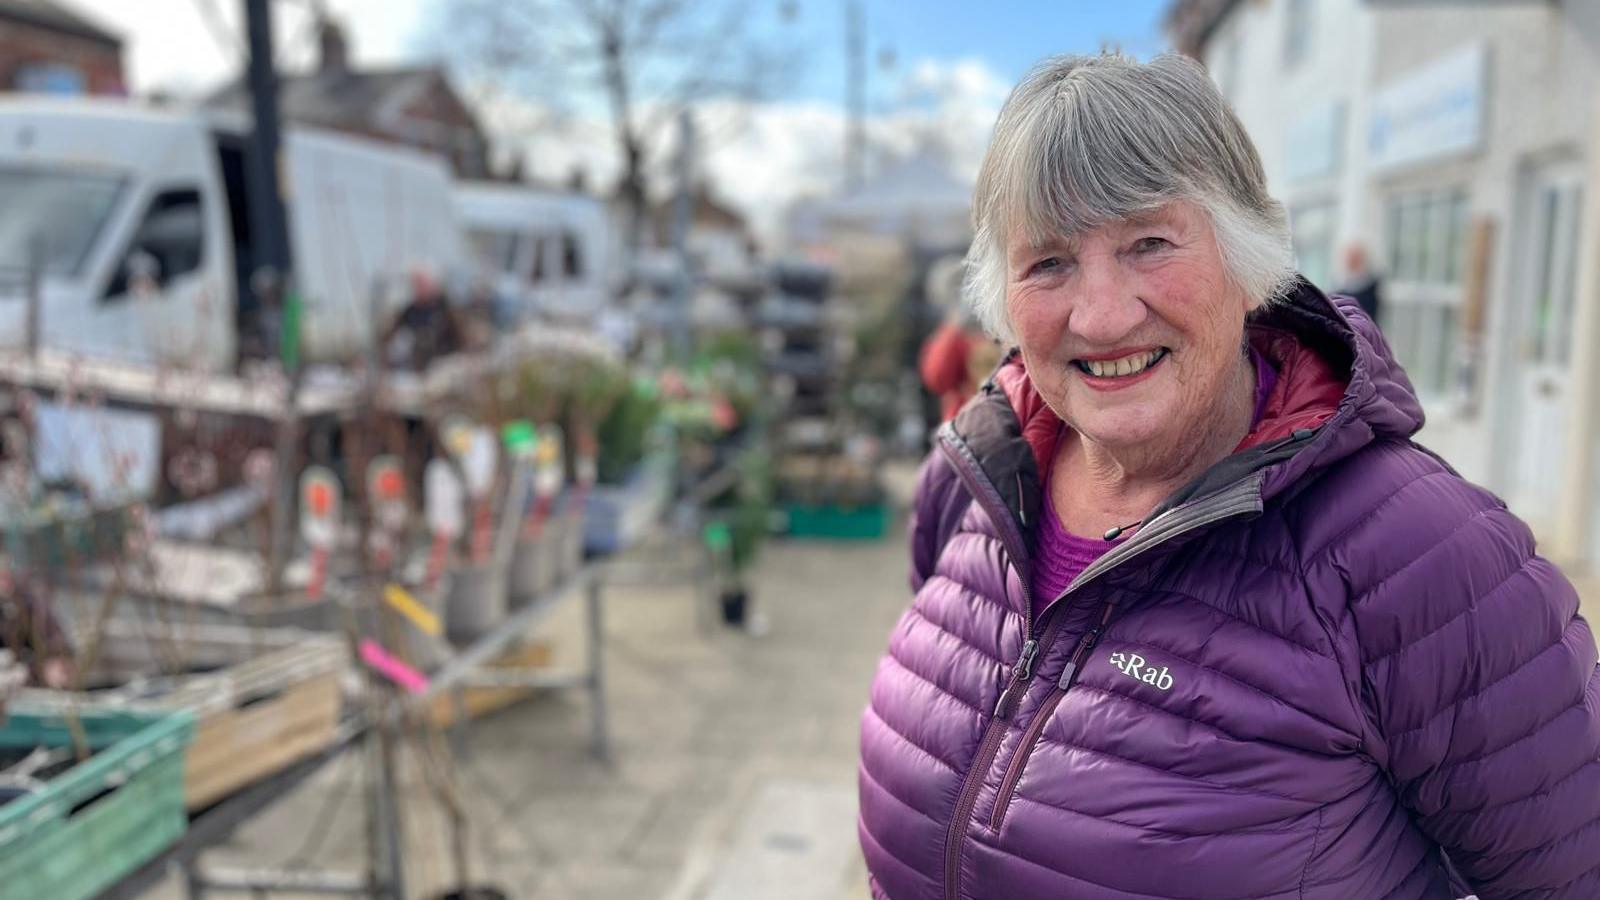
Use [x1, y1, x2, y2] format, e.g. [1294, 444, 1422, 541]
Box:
[0, 166, 126, 277]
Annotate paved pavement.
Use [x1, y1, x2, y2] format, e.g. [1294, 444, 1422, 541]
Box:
[137, 459, 1600, 900]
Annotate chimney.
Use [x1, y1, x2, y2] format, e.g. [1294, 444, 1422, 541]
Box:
[318, 18, 349, 74]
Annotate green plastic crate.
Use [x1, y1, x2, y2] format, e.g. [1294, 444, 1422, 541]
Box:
[783, 503, 890, 540]
[0, 708, 194, 900]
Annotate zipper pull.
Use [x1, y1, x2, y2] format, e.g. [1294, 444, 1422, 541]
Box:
[1057, 625, 1104, 690]
[993, 639, 1041, 719]
[1056, 661, 1079, 691]
[993, 679, 1022, 718]
[1011, 639, 1040, 681]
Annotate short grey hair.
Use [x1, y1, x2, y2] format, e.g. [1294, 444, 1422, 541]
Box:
[964, 53, 1296, 343]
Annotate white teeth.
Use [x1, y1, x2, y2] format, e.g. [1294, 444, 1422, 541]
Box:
[1082, 349, 1163, 378]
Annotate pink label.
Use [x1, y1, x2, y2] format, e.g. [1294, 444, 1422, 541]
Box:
[359, 639, 430, 695]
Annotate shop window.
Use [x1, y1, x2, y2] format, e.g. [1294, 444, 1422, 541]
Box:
[1290, 200, 1337, 289]
[1386, 188, 1468, 287]
[1382, 187, 1470, 401]
[14, 63, 85, 95]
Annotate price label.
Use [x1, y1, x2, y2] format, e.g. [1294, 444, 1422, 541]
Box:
[535, 424, 564, 497]
[502, 420, 537, 459]
[382, 583, 440, 636]
[298, 466, 341, 549]
[366, 455, 408, 532]
[423, 458, 464, 538]
[439, 415, 473, 460]
[359, 639, 429, 694]
[461, 427, 498, 496]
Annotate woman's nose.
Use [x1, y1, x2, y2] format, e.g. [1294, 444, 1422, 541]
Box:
[1067, 260, 1146, 344]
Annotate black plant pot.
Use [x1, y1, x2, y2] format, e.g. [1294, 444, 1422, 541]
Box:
[719, 588, 748, 627]
[431, 888, 510, 900]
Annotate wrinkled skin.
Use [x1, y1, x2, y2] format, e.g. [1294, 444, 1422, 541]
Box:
[1004, 201, 1257, 534]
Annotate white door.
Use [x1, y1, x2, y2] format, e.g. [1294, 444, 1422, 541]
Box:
[1506, 164, 1584, 523]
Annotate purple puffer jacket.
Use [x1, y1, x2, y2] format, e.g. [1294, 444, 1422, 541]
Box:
[859, 284, 1600, 899]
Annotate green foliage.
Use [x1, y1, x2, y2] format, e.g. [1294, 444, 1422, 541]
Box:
[596, 379, 663, 484]
[704, 446, 774, 572]
[696, 329, 763, 371]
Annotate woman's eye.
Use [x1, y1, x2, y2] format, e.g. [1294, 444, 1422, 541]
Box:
[1133, 237, 1170, 254]
[1029, 257, 1062, 276]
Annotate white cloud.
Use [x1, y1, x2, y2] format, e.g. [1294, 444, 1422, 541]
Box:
[905, 58, 1010, 107]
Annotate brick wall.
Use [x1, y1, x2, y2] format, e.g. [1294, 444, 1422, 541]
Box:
[0, 17, 123, 95]
[395, 76, 489, 178]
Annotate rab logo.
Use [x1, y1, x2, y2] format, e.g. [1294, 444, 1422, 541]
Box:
[1107, 651, 1174, 691]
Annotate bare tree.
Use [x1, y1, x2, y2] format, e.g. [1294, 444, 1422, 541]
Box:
[439, 0, 799, 266]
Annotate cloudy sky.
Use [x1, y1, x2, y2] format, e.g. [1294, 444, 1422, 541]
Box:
[68, 0, 1169, 238]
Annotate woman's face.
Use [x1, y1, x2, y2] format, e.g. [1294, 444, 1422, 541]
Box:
[1005, 201, 1251, 454]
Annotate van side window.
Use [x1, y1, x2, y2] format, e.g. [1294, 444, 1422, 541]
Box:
[104, 188, 204, 301]
[467, 229, 518, 275]
[530, 236, 548, 284]
[562, 230, 583, 279]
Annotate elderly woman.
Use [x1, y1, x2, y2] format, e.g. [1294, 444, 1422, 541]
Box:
[858, 54, 1600, 900]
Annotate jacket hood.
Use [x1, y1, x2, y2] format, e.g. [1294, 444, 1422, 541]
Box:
[944, 280, 1426, 534]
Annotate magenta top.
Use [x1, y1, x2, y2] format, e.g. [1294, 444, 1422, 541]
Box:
[1030, 348, 1278, 619]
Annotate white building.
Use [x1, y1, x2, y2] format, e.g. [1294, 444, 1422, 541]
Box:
[1168, 0, 1600, 570]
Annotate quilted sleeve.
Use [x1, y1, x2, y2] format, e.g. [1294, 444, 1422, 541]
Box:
[907, 446, 968, 593]
[1334, 466, 1600, 897]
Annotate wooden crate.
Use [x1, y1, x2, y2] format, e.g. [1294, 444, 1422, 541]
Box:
[159, 635, 346, 809]
[18, 623, 347, 810]
[428, 639, 553, 728]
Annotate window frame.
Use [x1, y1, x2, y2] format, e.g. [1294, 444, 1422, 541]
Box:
[101, 186, 207, 304]
[1381, 185, 1472, 404]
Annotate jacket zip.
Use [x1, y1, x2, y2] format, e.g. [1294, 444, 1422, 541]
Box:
[937, 431, 1041, 900]
[933, 426, 1310, 899]
[989, 603, 1115, 829]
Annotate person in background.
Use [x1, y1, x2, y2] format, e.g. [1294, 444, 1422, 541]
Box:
[860, 52, 1599, 899]
[383, 268, 464, 371]
[1338, 241, 1383, 326]
[918, 316, 974, 422]
[919, 256, 998, 421]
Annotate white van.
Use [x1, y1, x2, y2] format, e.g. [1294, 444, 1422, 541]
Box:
[0, 97, 463, 373]
[454, 182, 613, 325]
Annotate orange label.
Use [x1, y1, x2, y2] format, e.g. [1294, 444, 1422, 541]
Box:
[307, 480, 333, 517]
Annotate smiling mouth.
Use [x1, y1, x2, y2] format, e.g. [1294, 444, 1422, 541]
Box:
[1073, 348, 1169, 378]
